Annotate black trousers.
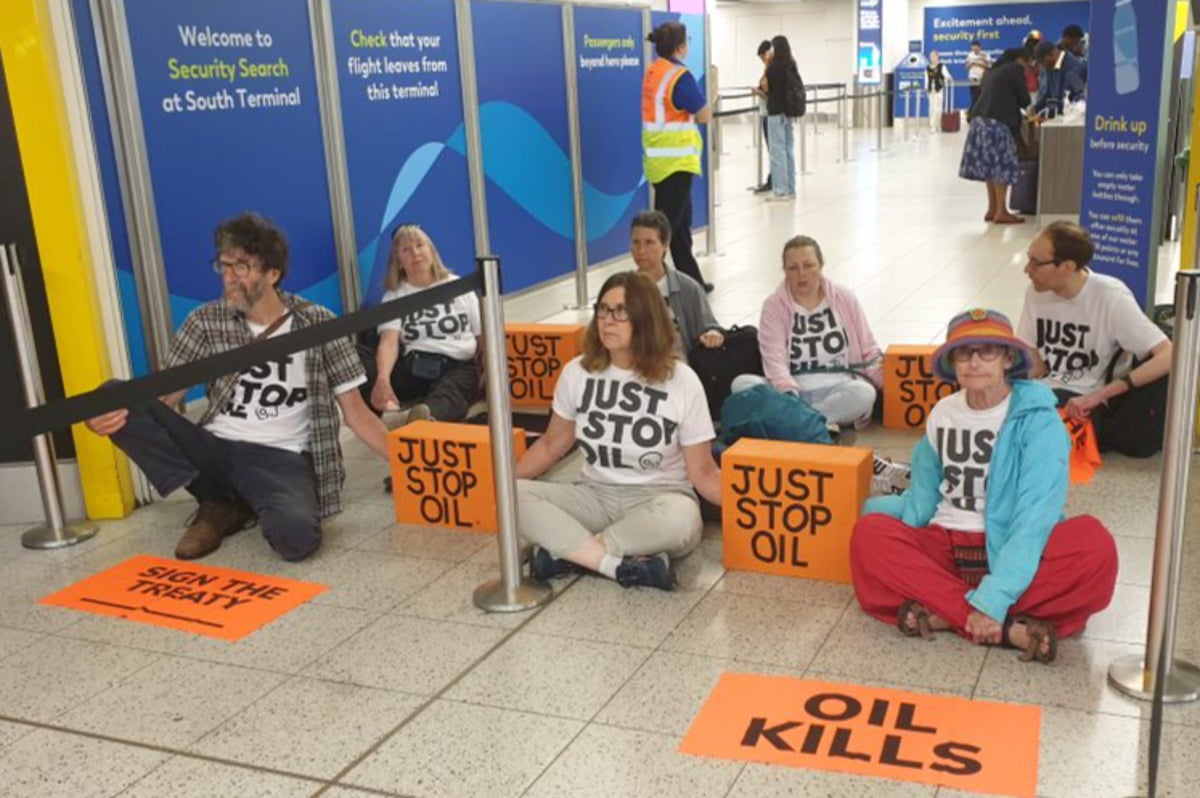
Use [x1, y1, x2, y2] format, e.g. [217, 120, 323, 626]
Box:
[1053, 383, 1166, 458]
[110, 400, 321, 561]
[360, 352, 480, 422]
[653, 171, 706, 286]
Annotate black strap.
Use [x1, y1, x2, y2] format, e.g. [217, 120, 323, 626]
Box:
[9, 273, 483, 443]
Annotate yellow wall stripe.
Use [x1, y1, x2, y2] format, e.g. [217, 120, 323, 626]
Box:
[0, 0, 134, 518]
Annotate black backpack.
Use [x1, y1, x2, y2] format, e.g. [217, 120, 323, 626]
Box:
[687, 325, 763, 420]
[784, 67, 807, 118]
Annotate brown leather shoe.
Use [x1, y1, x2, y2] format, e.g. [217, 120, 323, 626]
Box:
[175, 499, 256, 560]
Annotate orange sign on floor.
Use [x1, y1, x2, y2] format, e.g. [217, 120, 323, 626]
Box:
[883, 345, 957, 429]
[681, 673, 1040, 798]
[506, 323, 585, 408]
[39, 556, 327, 642]
[721, 439, 871, 583]
[390, 420, 527, 533]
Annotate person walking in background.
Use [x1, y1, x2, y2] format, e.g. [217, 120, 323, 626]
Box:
[960, 48, 1033, 224]
[764, 34, 804, 202]
[642, 21, 713, 292]
[752, 40, 773, 194]
[926, 51, 950, 131]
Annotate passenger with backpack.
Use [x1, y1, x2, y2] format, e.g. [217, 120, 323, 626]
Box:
[763, 34, 805, 201]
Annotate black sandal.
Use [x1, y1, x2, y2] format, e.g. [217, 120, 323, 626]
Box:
[1001, 616, 1058, 664]
[897, 599, 934, 640]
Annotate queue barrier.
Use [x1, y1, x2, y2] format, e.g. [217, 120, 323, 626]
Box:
[721, 438, 871, 583]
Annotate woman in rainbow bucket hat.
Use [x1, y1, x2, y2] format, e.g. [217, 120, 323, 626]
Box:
[850, 308, 1117, 663]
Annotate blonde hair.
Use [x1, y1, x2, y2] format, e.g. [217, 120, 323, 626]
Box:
[383, 224, 452, 291]
[581, 272, 678, 384]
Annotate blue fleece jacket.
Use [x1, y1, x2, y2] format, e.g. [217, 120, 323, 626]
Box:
[864, 380, 1069, 622]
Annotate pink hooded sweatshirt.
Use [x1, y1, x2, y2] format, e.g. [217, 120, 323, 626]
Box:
[758, 275, 883, 396]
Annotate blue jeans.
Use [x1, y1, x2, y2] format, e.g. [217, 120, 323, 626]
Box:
[767, 114, 795, 196]
[110, 398, 322, 561]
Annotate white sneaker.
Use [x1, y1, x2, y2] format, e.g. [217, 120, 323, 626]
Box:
[871, 456, 912, 496]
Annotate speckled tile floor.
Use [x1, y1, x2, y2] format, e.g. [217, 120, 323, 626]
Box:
[0, 123, 1190, 797]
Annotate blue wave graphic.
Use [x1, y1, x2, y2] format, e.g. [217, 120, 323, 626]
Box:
[357, 100, 644, 289]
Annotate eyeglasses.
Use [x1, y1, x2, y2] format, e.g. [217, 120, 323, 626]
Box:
[595, 303, 630, 322]
[951, 344, 1004, 363]
[1026, 255, 1060, 269]
[211, 257, 257, 277]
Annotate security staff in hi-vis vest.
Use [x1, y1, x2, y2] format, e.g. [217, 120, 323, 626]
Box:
[642, 21, 712, 293]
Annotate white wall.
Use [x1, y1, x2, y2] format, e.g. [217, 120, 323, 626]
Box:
[711, 1, 855, 91]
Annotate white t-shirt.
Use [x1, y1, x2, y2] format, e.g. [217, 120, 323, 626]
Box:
[1018, 273, 1166, 395]
[789, 301, 854, 392]
[966, 51, 988, 82]
[927, 391, 1010, 532]
[552, 356, 715, 485]
[378, 275, 482, 361]
[205, 318, 365, 453]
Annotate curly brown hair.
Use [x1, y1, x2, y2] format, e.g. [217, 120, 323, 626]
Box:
[581, 272, 678, 383]
[214, 212, 289, 282]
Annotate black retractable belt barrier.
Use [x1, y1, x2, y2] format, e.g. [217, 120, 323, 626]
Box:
[8, 273, 484, 444]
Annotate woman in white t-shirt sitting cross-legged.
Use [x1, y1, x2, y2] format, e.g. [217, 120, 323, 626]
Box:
[369, 224, 482, 428]
[516, 271, 722, 591]
[850, 309, 1118, 665]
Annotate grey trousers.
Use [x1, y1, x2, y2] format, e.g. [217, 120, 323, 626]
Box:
[517, 479, 702, 560]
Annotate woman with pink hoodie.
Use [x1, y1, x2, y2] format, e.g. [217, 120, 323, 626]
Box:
[734, 235, 883, 428]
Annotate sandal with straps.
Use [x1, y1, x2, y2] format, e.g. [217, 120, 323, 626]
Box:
[897, 600, 934, 640]
[1001, 616, 1058, 664]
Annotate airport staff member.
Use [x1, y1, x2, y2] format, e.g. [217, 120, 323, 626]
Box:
[642, 20, 713, 293]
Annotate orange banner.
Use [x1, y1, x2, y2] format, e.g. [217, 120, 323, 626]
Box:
[681, 673, 1040, 797]
[1058, 409, 1102, 485]
[39, 556, 327, 641]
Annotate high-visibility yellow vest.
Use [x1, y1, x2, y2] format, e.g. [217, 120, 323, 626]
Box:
[642, 58, 702, 184]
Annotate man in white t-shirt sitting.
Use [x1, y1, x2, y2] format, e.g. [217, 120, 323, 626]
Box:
[86, 213, 391, 561]
[1017, 221, 1172, 457]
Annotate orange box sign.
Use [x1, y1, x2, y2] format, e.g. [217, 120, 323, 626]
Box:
[505, 323, 585, 408]
[883, 345, 957, 429]
[721, 439, 871, 583]
[39, 556, 327, 641]
[681, 673, 1040, 797]
[390, 420, 527, 533]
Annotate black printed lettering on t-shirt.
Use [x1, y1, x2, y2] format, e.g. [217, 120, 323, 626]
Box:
[935, 427, 994, 512]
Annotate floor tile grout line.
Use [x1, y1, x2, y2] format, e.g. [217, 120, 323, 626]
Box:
[0, 712, 346, 791]
[311, 572, 585, 797]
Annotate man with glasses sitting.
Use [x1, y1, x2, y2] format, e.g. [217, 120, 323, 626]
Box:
[1017, 221, 1172, 456]
[85, 212, 390, 561]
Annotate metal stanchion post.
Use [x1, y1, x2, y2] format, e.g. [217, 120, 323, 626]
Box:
[798, 113, 808, 174]
[1109, 268, 1200, 702]
[812, 87, 821, 136]
[0, 244, 97, 549]
[755, 111, 764, 188]
[874, 91, 885, 152]
[840, 89, 850, 163]
[561, 5, 589, 310]
[903, 90, 912, 141]
[473, 256, 553, 613]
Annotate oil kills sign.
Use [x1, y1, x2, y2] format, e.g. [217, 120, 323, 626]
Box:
[721, 439, 871, 583]
[681, 673, 1039, 797]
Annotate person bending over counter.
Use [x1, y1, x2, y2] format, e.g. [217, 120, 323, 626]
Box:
[629, 210, 724, 355]
[733, 235, 882, 430]
[368, 224, 482, 428]
[851, 309, 1117, 664]
[515, 272, 722, 592]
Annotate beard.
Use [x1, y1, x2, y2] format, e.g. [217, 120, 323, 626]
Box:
[225, 281, 265, 313]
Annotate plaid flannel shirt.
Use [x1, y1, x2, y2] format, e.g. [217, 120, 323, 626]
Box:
[163, 291, 365, 518]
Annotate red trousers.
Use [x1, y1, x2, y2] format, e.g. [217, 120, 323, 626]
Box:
[850, 513, 1118, 638]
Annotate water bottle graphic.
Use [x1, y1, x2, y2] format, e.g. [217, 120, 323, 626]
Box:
[1113, 0, 1140, 95]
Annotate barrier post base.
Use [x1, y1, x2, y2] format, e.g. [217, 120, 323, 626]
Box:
[21, 521, 98, 550]
[1108, 654, 1200, 703]
[473, 577, 553, 613]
